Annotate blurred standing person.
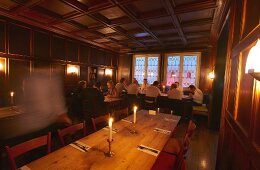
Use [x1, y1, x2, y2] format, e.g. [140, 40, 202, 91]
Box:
[0, 68, 72, 139]
[107, 80, 118, 98]
[115, 78, 127, 96]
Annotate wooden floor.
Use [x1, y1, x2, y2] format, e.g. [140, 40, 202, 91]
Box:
[175, 117, 219, 170]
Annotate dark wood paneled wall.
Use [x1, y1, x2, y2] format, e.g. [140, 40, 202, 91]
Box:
[217, 0, 260, 169]
[0, 16, 118, 107]
[118, 54, 132, 83]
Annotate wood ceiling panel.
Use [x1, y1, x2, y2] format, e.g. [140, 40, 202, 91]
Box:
[19, 8, 53, 24]
[94, 38, 110, 43]
[0, 0, 18, 10]
[72, 15, 98, 26]
[174, 0, 202, 6]
[145, 16, 172, 26]
[99, 6, 125, 20]
[120, 22, 140, 30]
[97, 27, 116, 34]
[53, 22, 80, 32]
[38, 0, 76, 16]
[183, 24, 211, 33]
[178, 9, 214, 22]
[110, 35, 128, 41]
[131, 0, 163, 13]
[155, 29, 178, 35]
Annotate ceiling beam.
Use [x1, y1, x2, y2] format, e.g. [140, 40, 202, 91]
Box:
[161, 0, 187, 45]
[110, 0, 163, 45]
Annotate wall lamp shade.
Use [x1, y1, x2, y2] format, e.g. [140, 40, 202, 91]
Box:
[67, 64, 79, 75]
[209, 70, 215, 79]
[0, 57, 6, 73]
[245, 39, 260, 81]
[105, 68, 113, 76]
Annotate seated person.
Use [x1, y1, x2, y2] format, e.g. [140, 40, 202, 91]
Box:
[145, 81, 162, 98]
[175, 81, 183, 92]
[188, 85, 203, 106]
[168, 83, 182, 100]
[127, 79, 140, 95]
[93, 81, 102, 92]
[82, 82, 106, 116]
[107, 80, 118, 98]
[115, 78, 127, 96]
[140, 78, 149, 93]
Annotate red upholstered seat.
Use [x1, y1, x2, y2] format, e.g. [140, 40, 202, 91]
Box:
[151, 152, 177, 170]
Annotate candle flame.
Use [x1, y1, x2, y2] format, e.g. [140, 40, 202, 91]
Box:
[108, 118, 113, 127]
[133, 106, 137, 112]
[10, 91, 14, 97]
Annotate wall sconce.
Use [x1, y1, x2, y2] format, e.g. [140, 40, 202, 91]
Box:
[245, 39, 260, 81]
[67, 64, 79, 75]
[0, 57, 6, 73]
[105, 68, 113, 76]
[208, 70, 215, 79]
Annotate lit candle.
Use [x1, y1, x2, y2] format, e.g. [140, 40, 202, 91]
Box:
[162, 85, 165, 93]
[157, 108, 160, 113]
[133, 106, 137, 124]
[108, 118, 113, 142]
[10, 91, 14, 105]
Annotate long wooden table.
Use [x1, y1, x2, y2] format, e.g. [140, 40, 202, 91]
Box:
[26, 110, 180, 170]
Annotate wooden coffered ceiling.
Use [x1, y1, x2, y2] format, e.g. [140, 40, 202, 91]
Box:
[0, 0, 224, 53]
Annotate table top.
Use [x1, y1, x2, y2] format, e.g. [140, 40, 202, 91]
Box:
[26, 110, 180, 170]
[0, 106, 23, 119]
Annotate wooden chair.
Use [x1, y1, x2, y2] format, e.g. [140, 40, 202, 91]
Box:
[163, 120, 196, 155]
[151, 142, 187, 170]
[5, 132, 51, 170]
[112, 107, 128, 121]
[91, 114, 110, 131]
[144, 96, 157, 110]
[57, 121, 87, 146]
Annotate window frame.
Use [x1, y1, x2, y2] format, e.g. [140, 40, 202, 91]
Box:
[164, 52, 201, 87]
[132, 54, 161, 84]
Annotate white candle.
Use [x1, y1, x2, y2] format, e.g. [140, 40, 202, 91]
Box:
[108, 118, 113, 142]
[10, 91, 14, 105]
[157, 108, 160, 113]
[133, 106, 137, 124]
[162, 85, 165, 93]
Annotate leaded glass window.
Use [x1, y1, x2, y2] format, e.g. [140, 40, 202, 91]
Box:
[133, 55, 160, 85]
[147, 57, 159, 84]
[134, 57, 145, 84]
[166, 56, 180, 86]
[165, 53, 200, 88]
[182, 56, 198, 87]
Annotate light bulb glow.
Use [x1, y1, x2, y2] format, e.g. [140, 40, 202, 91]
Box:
[245, 39, 260, 74]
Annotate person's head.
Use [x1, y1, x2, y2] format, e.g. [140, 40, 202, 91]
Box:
[188, 85, 196, 93]
[171, 83, 178, 90]
[152, 81, 159, 87]
[94, 81, 101, 89]
[107, 80, 114, 89]
[78, 80, 87, 89]
[120, 78, 126, 84]
[175, 81, 179, 87]
[143, 79, 147, 84]
[133, 78, 138, 85]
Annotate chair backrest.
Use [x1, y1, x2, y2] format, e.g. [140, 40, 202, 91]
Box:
[91, 114, 110, 131]
[186, 120, 196, 138]
[113, 107, 128, 121]
[57, 121, 86, 146]
[144, 96, 156, 103]
[5, 132, 51, 170]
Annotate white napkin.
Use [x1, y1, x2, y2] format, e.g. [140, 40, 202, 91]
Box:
[164, 118, 178, 122]
[69, 141, 91, 152]
[153, 128, 171, 135]
[121, 118, 133, 123]
[18, 166, 31, 170]
[103, 126, 119, 133]
[137, 144, 160, 156]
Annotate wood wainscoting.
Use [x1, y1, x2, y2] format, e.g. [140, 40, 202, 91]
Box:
[216, 0, 260, 169]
